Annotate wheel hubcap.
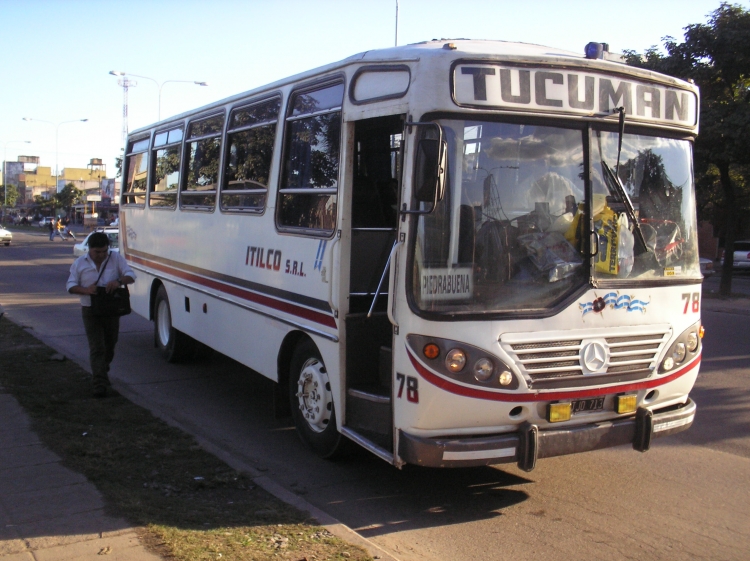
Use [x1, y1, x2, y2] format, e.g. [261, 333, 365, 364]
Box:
[295, 357, 332, 433]
[157, 300, 171, 346]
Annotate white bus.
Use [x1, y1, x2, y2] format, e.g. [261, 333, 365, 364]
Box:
[120, 39, 702, 470]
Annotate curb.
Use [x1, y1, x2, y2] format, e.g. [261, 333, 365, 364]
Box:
[113, 382, 401, 561]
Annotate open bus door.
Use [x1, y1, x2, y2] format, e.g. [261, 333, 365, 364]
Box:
[341, 115, 404, 459]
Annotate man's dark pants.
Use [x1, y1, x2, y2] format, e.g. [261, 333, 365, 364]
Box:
[81, 307, 120, 393]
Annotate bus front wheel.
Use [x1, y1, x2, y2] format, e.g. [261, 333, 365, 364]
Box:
[154, 286, 191, 363]
[289, 338, 343, 458]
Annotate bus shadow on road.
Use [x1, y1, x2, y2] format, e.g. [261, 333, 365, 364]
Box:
[314, 449, 533, 537]
[675, 383, 750, 453]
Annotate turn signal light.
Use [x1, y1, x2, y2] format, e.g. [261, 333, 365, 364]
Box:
[423, 343, 440, 360]
[615, 394, 637, 414]
[548, 402, 572, 423]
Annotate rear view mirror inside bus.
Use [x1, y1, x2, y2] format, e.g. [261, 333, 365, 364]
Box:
[414, 138, 446, 205]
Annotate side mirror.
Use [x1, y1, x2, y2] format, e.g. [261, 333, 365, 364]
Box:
[403, 122, 446, 215]
[414, 138, 446, 202]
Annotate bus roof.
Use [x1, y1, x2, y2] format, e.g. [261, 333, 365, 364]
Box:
[129, 39, 696, 137]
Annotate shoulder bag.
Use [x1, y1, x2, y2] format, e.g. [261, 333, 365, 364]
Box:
[89, 254, 131, 317]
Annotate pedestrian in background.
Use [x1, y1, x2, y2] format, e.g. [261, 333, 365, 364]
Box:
[56, 218, 68, 241]
[63, 222, 78, 242]
[66, 232, 136, 397]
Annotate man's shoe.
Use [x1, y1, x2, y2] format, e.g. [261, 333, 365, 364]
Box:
[93, 387, 107, 398]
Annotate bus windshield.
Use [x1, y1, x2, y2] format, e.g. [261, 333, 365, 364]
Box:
[411, 118, 700, 315]
[591, 130, 699, 281]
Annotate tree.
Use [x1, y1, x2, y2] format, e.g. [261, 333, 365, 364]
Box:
[624, 2, 750, 296]
[56, 182, 84, 212]
[33, 195, 56, 216]
[52, 183, 84, 222]
[1, 184, 19, 207]
[115, 148, 124, 179]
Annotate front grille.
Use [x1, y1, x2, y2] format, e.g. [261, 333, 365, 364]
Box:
[503, 328, 670, 387]
[512, 339, 581, 350]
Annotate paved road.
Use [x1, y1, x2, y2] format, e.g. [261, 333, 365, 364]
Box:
[703, 267, 750, 296]
[2, 230, 749, 561]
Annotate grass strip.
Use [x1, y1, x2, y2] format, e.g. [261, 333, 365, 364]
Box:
[0, 316, 371, 561]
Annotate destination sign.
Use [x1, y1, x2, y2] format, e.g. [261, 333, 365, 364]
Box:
[421, 267, 473, 301]
[454, 64, 698, 127]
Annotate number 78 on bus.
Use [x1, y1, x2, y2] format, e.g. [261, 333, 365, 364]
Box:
[120, 39, 702, 471]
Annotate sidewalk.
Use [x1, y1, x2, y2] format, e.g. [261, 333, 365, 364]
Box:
[702, 295, 750, 315]
[0, 391, 161, 561]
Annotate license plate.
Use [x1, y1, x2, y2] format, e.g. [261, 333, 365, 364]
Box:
[571, 397, 605, 414]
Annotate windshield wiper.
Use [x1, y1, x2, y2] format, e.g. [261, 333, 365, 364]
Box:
[601, 160, 649, 252]
[598, 107, 650, 253]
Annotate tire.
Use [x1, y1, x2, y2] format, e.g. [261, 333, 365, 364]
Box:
[288, 338, 344, 458]
[153, 286, 192, 363]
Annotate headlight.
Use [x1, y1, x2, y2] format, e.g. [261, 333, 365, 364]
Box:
[473, 358, 493, 381]
[445, 349, 466, 372]
[672, 342, 686, 363]
[660, 321, 702, 374]
[686, 331, 699, 352]
[406, 334, 519, 390]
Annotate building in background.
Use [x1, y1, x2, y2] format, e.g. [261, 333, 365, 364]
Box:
[2, 156, 119, 222]
[16, 156, 57, 201]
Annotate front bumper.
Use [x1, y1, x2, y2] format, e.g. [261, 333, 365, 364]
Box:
[398, 399, 696, 470]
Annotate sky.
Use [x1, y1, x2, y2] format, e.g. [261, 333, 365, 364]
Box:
[0, 0, 744, 180]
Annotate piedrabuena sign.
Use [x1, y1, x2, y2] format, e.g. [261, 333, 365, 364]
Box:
[454, 64, 698, 127]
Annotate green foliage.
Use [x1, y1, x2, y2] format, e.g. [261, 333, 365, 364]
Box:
[1, 184, 19, 207]
[625, 3, 750, 168]
[115, 148, 124, 178]
[624, 2, 750, 294]
[33, 194, 56, 212]
[56, 182, 84, 209]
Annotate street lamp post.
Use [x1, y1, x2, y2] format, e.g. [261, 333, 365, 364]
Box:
[2, 140, 31, 221]
[109, 71, 208, 121]
[22, 118, 88, 195]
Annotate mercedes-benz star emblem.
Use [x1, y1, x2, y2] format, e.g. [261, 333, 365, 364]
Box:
[582, 341, 608, 373]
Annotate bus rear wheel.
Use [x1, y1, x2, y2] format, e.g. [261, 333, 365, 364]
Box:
[289, 338, 343, 458]
[154, 286, 191, 363]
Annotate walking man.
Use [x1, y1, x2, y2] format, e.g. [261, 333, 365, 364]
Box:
[66, 232, 136, 397]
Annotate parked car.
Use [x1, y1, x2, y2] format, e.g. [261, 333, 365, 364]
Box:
[38, 217, 54, 227]
[73, 228, 119, 257]
[699, 258, 714, 277]
[728, 240, 750, 271]
[0, 227, 12, 246]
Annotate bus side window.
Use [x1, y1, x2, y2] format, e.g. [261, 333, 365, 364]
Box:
[181, 114, 224, 211]
[277, 82, 344, 235]
[122, 137, 149, 206]
[150, 127, 183, 209]
[222, 97, 281, 214]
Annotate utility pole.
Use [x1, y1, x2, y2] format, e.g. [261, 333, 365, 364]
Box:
[395, 0, 399, 47]
[117, 77, 137, 142]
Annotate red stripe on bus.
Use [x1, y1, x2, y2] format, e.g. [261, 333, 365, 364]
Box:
[407, 346, 700, 402]
[127, 253, 338, 329]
